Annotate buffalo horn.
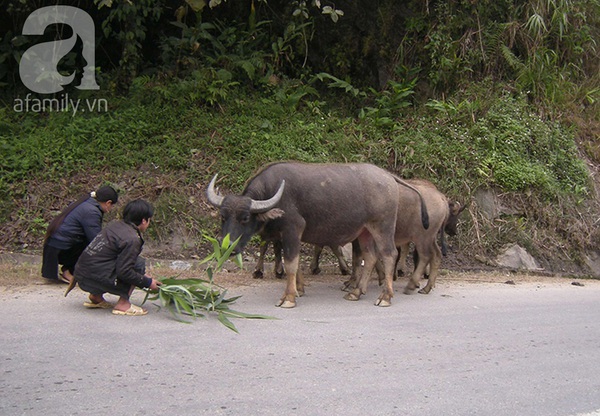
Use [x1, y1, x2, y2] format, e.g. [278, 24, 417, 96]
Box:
[206, 174, 224, 207]
[249, 180, 286, 213]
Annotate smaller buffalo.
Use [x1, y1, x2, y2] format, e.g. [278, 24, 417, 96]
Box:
[344, 179, 463, 295]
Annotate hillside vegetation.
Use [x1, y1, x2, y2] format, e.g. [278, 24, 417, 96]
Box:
[0, 0, 599, 274]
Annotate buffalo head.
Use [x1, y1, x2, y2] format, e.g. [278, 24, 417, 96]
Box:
[445, 201, 467, 236]
[206, 175, 285, 254]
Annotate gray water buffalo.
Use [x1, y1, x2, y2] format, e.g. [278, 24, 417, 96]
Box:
[206, 162, 429, 308]
[393, 180, 466, 293]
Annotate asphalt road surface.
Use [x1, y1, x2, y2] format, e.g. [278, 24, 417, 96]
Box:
[2, 274, 600, 416]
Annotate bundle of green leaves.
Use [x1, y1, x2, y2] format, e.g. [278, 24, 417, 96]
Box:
[143, 235, 276, 332]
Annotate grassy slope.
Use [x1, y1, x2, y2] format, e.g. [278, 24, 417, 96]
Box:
[1, 81, 598, 273]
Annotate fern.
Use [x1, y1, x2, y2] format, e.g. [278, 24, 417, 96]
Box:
[500, 44, 525, 71]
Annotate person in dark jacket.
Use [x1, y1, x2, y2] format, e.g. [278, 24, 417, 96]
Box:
[42, 186, 119, 284]
[74, 199, 161, 316]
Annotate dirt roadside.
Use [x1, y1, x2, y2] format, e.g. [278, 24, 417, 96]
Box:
[1, 251, 595, 295]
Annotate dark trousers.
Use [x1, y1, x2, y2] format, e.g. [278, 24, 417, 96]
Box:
[77, 257, 147, 299]
[41, 242, 86, 280]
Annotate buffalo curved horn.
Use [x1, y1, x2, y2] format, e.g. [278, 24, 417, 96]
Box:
[206, 174, 224, 207]
[249, 180, 286, 213]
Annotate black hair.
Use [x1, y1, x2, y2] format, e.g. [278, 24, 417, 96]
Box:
[94, 186, 119, 203]
[44, 185, 119, 243]
[123, 199, 154, 226]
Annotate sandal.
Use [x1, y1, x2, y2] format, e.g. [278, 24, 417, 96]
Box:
[112, 304, 148, 316]
[83, 300, 114, 309]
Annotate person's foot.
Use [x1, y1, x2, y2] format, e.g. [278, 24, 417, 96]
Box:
[83, 294, 114, 309]
[83, 300, 114, 309]
[58, 270, 73, 284]
[112, 304, 148, 316]
[89, 294, 106, 304]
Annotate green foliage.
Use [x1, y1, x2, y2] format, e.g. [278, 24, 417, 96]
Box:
[386, 91, 589, 199]
[132, 70, 240, 107]
[0, 72, 594, 267]
[98, 0, 163, 89]
[161, 17, 275, 85]
[471, 95, 589, 196]
[359, 79, 417, 127]
[143, 234, 275, 332]
[0, 80, 589, 201]
[314, 73, 365, 98]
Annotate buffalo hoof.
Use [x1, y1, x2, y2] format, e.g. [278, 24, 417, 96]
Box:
[418, 287, 432, 295]
[403, 286, 416, 295]
[343, 292, 360, 301]
[252, 270, 264, 279]
[375, 298, 391, 307]
[277, 299, 296, 308]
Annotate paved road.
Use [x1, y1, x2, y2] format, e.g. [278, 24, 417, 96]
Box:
[1, 275, 600, 416]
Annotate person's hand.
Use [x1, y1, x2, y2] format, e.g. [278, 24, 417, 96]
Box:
[148, 278, 162, 291]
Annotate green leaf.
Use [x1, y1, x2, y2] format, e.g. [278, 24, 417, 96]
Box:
[217, 312, 239, 333]
[142, 234, 274, 331]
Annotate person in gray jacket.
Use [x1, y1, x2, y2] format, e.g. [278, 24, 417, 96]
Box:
[74, 199, 162, 316]
[42, 186, 118, 284]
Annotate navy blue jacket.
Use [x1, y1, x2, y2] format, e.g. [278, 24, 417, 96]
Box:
[47, 198, 103, 250]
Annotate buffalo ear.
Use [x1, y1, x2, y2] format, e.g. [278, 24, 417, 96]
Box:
[256, 208, 284, 223]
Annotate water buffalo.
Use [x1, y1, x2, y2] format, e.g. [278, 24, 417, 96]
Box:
[386, 179, 456, 294]
[206, 162, 429, 308]
[396, 198, 466, 281]
[343, 178, 451, 295]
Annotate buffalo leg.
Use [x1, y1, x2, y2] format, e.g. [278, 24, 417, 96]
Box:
[369, 230, 398, 307]
[418, 242, 442, 294]
[277, 228, 304, 308]
[344, 237, 377, 301]
[273, 240, 285, 278]
[344, 230, 397, 307]
[252, 241, 269, 279]
[374, 259, 385, 286]
[278, 256, 301, 308]
[342, 240, 361, 291]
[374, 243, 397, 307]
[331, 245, 351, 275]
[397, 243, 410, 279]
[404, 240, 435, 294]
[310, 245, 323, 275]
